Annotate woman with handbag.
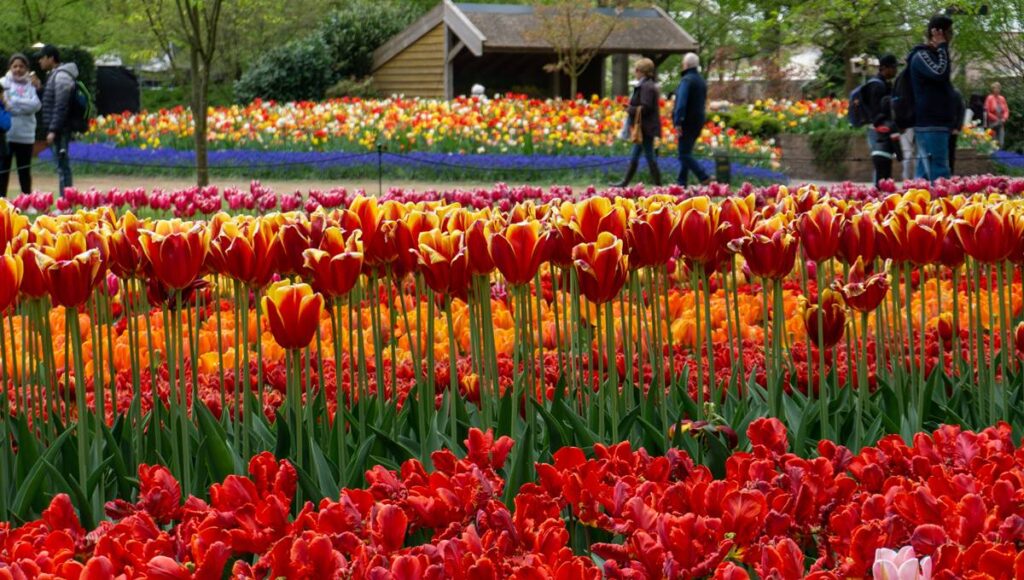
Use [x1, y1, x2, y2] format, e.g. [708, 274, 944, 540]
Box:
[612, 58, 662, 187]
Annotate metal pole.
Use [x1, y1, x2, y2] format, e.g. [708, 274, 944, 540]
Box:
[377, 144, 383, 197]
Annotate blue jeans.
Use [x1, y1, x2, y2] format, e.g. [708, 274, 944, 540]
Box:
[914, 128, 950, 181]
[51, 132, 73, 195]
[676, 128, 708, 185]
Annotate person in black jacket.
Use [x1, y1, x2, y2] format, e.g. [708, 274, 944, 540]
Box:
[863, 54, 899, 186]
[36, 45, 78, 194]
[673, 53, 710, 186]
[613, 58, 662, 187]
[908, 14, 957, 181]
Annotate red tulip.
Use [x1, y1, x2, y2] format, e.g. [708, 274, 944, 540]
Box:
[491, 220, 550, 286]
[573, 232, 628, 304]
[0, 251, 23, 312]
[303, 232, 363, 297]
[263, 281, 325, 350]
[414, 230, 470, 299]
[797, 203, 844, 262]
[729, 216, 798, 280]
[676, 197, 720, 265]
[139, 220, 209, 290]
[837, 211, 877, 265]
[35, 248, 104, 308]
[628, 204, 679, 268]
[833, 257, 890, 313]
[954, 205, 1019, 264]
[802, 289, 846, 349]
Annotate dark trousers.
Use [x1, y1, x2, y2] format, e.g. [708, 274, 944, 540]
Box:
[948, 132, 959, 175]
[676, 128, 708, 185]
[0, 141, 33, 196]
[629, 135, 658, 167]
[51, 132, 73, 195]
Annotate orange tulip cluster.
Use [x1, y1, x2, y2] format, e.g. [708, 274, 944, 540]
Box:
[0, 186, 1023, 425]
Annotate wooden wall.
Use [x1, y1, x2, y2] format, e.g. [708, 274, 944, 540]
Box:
[373, 24, 446, 98]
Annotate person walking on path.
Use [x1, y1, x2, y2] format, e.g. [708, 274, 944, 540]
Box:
[0, 54, 42, 196]
[862, 54, 899, 186]
[37, 45, 78, 195]
[612, 58, 662, 187]
[985, 82, 1010, 148]
[673, 52, 710, 186]
[907, 14, 958, 181]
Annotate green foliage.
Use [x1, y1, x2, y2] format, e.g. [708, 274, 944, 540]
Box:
[233, 0, 415, 103]
[325, 77, 379, 99]
[808, 127, 860, 169]
[719, 107, 784, 139]
[141, 83, 236, 111]
[1002, 80, 1024, 153]
[0, 46, 96, 93]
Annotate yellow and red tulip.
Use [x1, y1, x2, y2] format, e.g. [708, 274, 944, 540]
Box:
[572, 232, 628, 304]
[263, 281, 325, 350]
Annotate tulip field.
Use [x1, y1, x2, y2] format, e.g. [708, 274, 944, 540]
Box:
[6, 176, 1024, 576]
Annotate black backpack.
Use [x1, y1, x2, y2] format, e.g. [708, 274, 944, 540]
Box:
[58, 70, 95, 134]
[891, 62, 915, 131]
[848, 78, 884, 128]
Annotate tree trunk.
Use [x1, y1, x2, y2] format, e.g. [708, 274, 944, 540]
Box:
[190, 47, 210, 187]
[569, 74, 578, 99]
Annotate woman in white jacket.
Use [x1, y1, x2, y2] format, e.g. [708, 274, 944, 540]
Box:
[1, 54, 42, 196]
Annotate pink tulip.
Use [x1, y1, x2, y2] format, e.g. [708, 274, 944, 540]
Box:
[872, 547, 932, 580]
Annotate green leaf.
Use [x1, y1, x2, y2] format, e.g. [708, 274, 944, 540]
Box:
[276, 416, 292, 459]
[532, 399, 567, 454]
[503, 423, 534, 507]
[309, 438, 339, 498]
[41, 459, 94, 530]
[553, 397, 596, 449]
[346, 434, 378, 488]
[12, 427, 72, 521]
[196, 403, 238, 481]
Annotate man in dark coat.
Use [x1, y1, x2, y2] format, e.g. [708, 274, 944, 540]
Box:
[907, 14, 958, 181]
[863, 54, 899, 185]
[673, 52, 710, 186]
[37, 44, 78, 194]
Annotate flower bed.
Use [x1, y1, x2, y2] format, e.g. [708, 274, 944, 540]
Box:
[1, 178, 1024, 575]
[3, 421, 1023, 578]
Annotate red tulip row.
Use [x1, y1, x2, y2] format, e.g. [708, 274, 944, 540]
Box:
[3, 421, 1023, 579]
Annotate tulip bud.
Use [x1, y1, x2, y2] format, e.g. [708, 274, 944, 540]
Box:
[1016, 322, 1024, 358]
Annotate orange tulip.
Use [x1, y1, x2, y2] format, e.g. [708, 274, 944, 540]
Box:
[35, 249, 103, 308]
[573, 232, 628, 304]
[415, 230, 470, 299]
[139, 221, 209, 290]
[833, 257, 890, 313]
[728, 216, 798, 280]
[677, 198, 720, 265]
[303, 232, 363, 297]
[350, 196, 391, 265]
[566, 197, 627, 244]
[802, 289, 845, 349]
[263, 281, 324, 350]
[1016, 321, 1024, 357]
[797, 203, 844, 262]
[953, 205, 1018, 264]
[491, 220, 550, 286]
[0, 252, 23, 312]
[392, 211, 441, 278]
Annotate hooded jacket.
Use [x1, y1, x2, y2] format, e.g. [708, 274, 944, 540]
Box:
[1, 71, 42, 144]
[41, 62, 78, 134]
[907, 43, 957, 130]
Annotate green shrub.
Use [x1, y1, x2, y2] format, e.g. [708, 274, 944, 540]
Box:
[325, 77, 379, 99]
[718, 108, 784, 139]
[1001, 79, 1024, 152]
[142, 83, 235, 111]
[808, 127, 861, 169]
[234, 0, 414, 103]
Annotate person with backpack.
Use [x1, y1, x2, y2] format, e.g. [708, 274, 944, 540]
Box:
[903, 14, 958, 181]
[36, 45, 79, 195]
[1, 54, 42, 197]
[856, 54, 900, 186]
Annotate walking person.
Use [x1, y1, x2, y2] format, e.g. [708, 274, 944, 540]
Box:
[36, 45, 78, 195]
[899, 130, 915, 181]
[612, 58, 662, 187]
[862, 54, 899, 186]
[673, 52, 710, 186]
[0, 54, 42, 196]
[907, 14, 958, 181]
[985, 82, 1010, 148]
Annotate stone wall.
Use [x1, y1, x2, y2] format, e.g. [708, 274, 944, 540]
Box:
[778, 133, 997, 183]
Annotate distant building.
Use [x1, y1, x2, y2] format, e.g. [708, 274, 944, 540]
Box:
[371, 0, 697, 99]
